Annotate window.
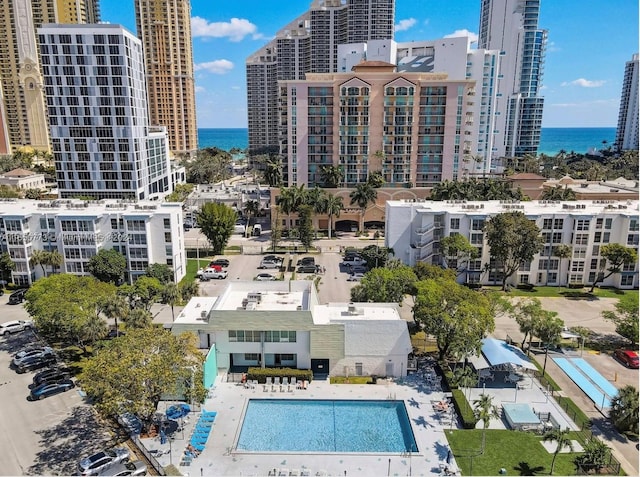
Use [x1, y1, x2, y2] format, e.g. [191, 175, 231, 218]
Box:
[553, 219, 564, 229]
[519, 274, 529, 284]
[244, 354, 259, 361]
[355, 362, 363, 376]
[164, 218, 171, 229]
[542, 219, 552, 230]
[571, 261, 585, 272]
[621, 275, 634, 286]
[552, 232, 562, 244]
[279, 354, 294, 361]
[450, 218, 460, 229]
[471, 219, 485, 231]
[569, 274, 583, 284]
[574, 234, 588, 245]
[576, 220, 590, 231]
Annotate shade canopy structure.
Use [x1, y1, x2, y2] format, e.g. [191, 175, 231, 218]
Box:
[471, 338, 537, 371]
[166, 403, 191, 420]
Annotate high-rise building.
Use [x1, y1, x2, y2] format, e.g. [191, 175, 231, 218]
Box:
[478, 0, 547, 158]
[614, 53, 639, 152]
[0, 0, 99, 154]
[246, 0, 395, 157]
[38, 23, 172, 200]
[280, 62, 475, 187]
[134, 0, 198, 159]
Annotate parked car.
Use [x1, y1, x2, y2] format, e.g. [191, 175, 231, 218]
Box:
[258, 260, 280, 269]
[0, 319, 33, 336]
[297, 264, 318, 273]
[29, 379, 75, 400]
[117, 412, 142, 435]
[348, 265, 369, 274]
[8, 289, 28, 305]
[342, 256, 366, 266]
[614, 349, 639, 369]
[296, 257, 315, 266]
[262, 255, 284, 263]
[209, 258, 230, 268]
[13, 347, 54, 365]
[31, 367, 72, 388]
[255, 273, 276, 281]
[198, 268, 228, 281]
[347, 273, 365, 282]
[14, 353, 57, 373]
[78, 448, 131, 476]
[97, 460, 147, 476]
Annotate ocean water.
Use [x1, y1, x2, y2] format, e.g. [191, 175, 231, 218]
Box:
[197, 127, 618, 156]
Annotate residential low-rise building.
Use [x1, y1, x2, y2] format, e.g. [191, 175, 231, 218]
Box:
[386, 199, 639, 289]
[0, 168, 46, 191]
[171, 281, 412, 378]
[0, 198, 185, 285]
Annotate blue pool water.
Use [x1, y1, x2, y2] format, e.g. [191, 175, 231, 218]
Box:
[236, 399, 418, 453]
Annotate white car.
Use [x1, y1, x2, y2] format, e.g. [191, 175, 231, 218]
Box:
[255, 273, 276, 281]
[78, 447, 130, 476]
[342, 257, 367, 267]
[0, 320, 33, 336]
[347, 273, 365, 282]
[97, 460, 147, 476]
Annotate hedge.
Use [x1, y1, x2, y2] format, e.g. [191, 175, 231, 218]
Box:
[451, 389, 478, 429]
[247, 367, 313, 384]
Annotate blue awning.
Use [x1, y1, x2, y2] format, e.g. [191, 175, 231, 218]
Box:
[481, 338, 537, 371]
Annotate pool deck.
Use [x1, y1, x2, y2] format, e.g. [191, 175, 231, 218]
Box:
[144, 374, 461, 476]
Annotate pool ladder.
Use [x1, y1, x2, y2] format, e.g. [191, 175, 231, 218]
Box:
[387, 392, 396, 400]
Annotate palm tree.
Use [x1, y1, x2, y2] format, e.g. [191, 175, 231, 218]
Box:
[277, 185, 306, 234]
[180, 281, 200, 302]
[472, 393, 500, 454]
[609, 385, 639, 434]
[100, 295, 129, 337]
[29, 250, 49, 278]
[243, 199, 260, 237]
[46, 250, 63, 276]
[319, 165, 345, 188]
[264, 157, 283, 187]
[574, 439, 611, 474]
[541, 185, 577, 201]
[543, 427, 573, 475]
[349, 182, 377, 232]
[553, 244, 572, 286]
[162, 283, 181, 322]
[124, 307, 153, 329]
[0, 252, 16, 285]
[321, 194, 343, 239]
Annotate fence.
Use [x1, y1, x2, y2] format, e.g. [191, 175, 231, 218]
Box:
[130, 435, 167, 476]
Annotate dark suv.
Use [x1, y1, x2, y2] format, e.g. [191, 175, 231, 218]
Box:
[8, 289, 28, 305]
[14, 353, 57, 373]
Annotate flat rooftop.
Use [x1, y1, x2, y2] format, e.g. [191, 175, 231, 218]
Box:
[312, 303, 401, 325]
[174, 297, 218, 325]
[212, 281, 313, 311]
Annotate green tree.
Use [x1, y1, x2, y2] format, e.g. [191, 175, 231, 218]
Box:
[319, 165, 344, 188]
[297, 204, 314, 251]
[543, 428, 574, 475]
[349, 182, 377, 232]
[473, 393, 500, 454]
[413, 262, 457, 282]
[513, 298, 548, 351]
[534, 311, 564, 376]
[180, 281, 199, 302]
[24, 274, 116, 350]
[243, 199, 260, 237]
[24, 188, 44, 200]
[277, 185, 306, 233]
[47, 250, 63, 275]
[145, 263, 174, 284]
[263, 157, 283, 187]
[350, 266, 417, 304]
[165, 183, 194, 203]
[485, 212, 544, 290]
[589, 244, 638, 292]
[185, 147, 233, 184]
[552, 244, 572, 286]
[123, 307, 153, 329]
[440, 234, 478, 276]
[602, 293, 638, 345]
[609, 385, 639, 435]
[359, 244, 393, 269]
[0, 252, 16, 285]
[0, 185, 20, 198]
[29, 250, 50, 278]
[162, 282, 181, 322]
[79, 328, 206, 432]
[119, 276, 164, 312]
[541, 185, 577, 201]
[197, 202, 237, 254]
[413, 278, 494, 360]
[99, 294, 129, 336]
[574, 439, 612, 474]
[87, 248, 127, 284]
[320, 193, 343, 239]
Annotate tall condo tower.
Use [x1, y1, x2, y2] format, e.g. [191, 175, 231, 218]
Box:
[0, 0, 99, 154]
[478, 0, 547, 158]
[246, 0, 395, 158]
[614, 53, 639, 152]
[38, 24, 172, 200]
[134, 0, 198, 159]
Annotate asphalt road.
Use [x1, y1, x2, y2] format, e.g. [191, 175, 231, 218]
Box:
[0, 298, 113, 476]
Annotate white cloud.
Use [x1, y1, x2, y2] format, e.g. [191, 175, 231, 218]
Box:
[546, 41, 560, 53]
[231, 86, 241, 90]
[394, 18, 416, 32]
[194, 60, 234, 75]
[443, 29, 479, 43]
[550, 99, 617, 108]
[560, 78, 606, 88]
[194, 85, 205, 93]
[191, 17, 257, 42]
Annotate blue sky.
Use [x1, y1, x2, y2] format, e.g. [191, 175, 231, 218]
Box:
[99, 0, 638, 129]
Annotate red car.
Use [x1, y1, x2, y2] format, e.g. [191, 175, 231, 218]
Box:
[614, 349, 639, 369]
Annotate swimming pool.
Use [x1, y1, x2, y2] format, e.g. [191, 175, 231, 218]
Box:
[236, 399, 418, 453]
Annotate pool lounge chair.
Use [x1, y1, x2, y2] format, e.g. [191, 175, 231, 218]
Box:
[278, 469, 289, 476]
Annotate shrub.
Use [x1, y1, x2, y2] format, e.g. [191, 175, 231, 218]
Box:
[451, 389, 478, 429]
[516, 283, 535, 291]
[247, 367, 312, 384]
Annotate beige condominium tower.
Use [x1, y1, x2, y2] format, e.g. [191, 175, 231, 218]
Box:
[134, 0, 198, 159]
[0, 0, 99, 154]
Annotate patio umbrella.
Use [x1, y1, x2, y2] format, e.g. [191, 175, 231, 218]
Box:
[166, 403, 191, 420]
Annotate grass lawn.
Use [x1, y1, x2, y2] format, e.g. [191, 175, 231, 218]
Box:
[446, 429, 581, 476]
[483, 285, 626, 299]
[179, 258, 208, 286]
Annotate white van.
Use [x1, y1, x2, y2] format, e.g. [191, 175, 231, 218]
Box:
[252, 224, 262, 236]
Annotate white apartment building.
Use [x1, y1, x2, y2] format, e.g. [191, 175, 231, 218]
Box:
[337, 36, 502, 175]
[615, 53, 639, 152]
[0, 198, 186, 285]
[171, 281, 412, 378]
[386, 200, 639, 289]
[38, 23, 173, 200]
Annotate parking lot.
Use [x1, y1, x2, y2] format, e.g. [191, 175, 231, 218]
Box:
[0, 297, 113, 475]
[195, 251, 359, 304]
